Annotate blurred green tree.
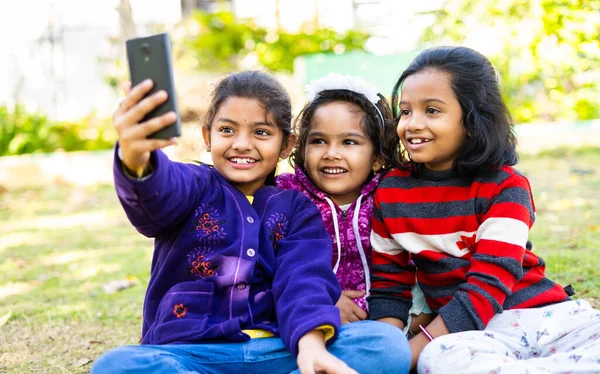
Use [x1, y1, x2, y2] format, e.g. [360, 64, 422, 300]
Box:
[420, 0, 600, 123]
[180, 10, 369, 73]
[0, 105, 115, 156]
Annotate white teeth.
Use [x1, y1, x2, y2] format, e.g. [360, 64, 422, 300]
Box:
[409, 138, 431, 144]
[323, 168, 347, 174]
[230, 157, 256, 164]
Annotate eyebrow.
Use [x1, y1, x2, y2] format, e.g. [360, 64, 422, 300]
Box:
[399, 98, 447, 106]
[307, 131, 366, 139]
[216, 117, 274, 127]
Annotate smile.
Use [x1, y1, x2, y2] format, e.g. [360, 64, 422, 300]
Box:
[321, 168, 347, 174]
[408, 138, 432, 144]
[229, 157, 257, 164]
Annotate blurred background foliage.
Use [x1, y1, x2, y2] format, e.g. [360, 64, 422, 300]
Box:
[179, 10, 369, 73]
[1, 0, 598, 156]
[0, 105, 116, 156]
[420, 0, 600, 123]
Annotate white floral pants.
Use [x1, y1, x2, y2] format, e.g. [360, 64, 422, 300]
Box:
[418, 300, 600, 374]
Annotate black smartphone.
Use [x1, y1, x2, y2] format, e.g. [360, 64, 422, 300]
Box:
[126, 33, 181, 139]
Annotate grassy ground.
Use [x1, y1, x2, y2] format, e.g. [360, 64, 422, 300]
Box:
[0, 147, 599, 373]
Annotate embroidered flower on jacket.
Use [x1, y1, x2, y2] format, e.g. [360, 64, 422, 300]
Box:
[190, 204, 227, 243]
[173, 303, 188, 318]
[266, 213, 289, 249]
[186, 247, 216, 279]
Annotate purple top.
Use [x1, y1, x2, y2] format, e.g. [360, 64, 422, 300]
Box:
[114, 147, 341, 355]
[276, 166, 383, 311]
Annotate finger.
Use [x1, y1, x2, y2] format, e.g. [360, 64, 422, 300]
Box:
[346, 313, 359, 323]
[133, 111, 177, 139]
[138, 137, 178, 153]
[119, 90, 169, 129]
[319, 356, 355, 374]
[353, 306, 368, 320]
[341, 289, 365, 299]
[122, 81, 132, 95]
[297, 360, 315, 374]
[117, 79, 153, 115]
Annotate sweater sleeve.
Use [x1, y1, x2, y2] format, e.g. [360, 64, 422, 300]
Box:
[272, 191, 341, 356]
[113, 145, 209, 237]
[439, 171, 533, 332]
[367, 188, 415, 324]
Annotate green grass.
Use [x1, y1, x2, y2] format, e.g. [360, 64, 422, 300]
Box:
[518, 147, 600, 301]
[0, 148, 599, 373]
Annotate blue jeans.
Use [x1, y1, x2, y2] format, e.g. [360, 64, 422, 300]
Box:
[92, 320, 410, 374]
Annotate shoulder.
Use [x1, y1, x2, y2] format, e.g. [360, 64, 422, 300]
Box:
[477, 165, 532, 191]
[378, 167, 412, 188]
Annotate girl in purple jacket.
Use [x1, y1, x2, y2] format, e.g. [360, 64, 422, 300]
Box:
[276, 74, 433, 331]
[91, 71, 410, 374]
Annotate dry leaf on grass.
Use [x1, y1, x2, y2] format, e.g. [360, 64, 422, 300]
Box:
[102, 276, 139, 294]
[0, 311, 12, 327]
[74, 358, 91, 367]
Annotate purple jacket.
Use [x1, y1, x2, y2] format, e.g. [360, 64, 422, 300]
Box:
[276, 166, 383, 311]
[114, 148, 341, 355]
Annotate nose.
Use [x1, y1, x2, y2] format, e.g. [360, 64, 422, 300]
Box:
[404, 112, 425, 133]
[232, 132, 252, 151]
[323, 143, 342, 160]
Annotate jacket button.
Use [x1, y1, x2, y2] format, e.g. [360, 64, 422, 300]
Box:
[246, 248, 255, 257]
[247, 216, 254, 223]
[236, 283, 247, 290]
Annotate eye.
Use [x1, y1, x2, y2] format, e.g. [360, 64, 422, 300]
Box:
[399, 109, 410, 116]
[309, 138, 326, 145]
[255, 129, 271, 136]
[219, 126, 234, 133]
[426, 107, 440, 114]
[343, 139, 358, 145]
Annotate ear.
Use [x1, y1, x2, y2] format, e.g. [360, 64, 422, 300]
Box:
[372, 156, 384, 173]
[202, 126, 211, 152]
[280, 133, 297, 159]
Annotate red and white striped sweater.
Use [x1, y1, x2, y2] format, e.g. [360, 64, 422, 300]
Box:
[368, 165, 569, 333]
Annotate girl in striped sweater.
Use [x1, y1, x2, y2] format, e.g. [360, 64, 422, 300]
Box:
[369, 46, 600, 373]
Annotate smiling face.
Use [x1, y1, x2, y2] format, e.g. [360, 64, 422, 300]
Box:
[304, 101, 381, 206]
[202, 97, 293, 196]
[397, 69, 467, 172]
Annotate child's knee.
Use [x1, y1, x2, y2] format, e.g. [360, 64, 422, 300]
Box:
[91, 346, 134, 373]
[92, 345, 175, 374]
[348, 321, 410, 371]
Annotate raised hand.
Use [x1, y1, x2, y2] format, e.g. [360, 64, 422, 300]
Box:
[113, 79, 177, 175]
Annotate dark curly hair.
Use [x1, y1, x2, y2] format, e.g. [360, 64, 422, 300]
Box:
[289, 89, 399, 171]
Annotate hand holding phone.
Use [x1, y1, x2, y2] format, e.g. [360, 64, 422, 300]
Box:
[126, 33, 181, 139]
[113, 80, 177, 177]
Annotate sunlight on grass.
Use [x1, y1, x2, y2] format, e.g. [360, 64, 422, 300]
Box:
[0, 233, 32, 253]
[0, 282, 36, 300]
[2, 210, 121, 232]
[41, 249, 105, 266]
[69, 263, 123, 280]
[53, 302, 88, 315]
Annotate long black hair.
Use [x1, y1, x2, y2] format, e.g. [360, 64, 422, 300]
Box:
[391, 46, 518, 177]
